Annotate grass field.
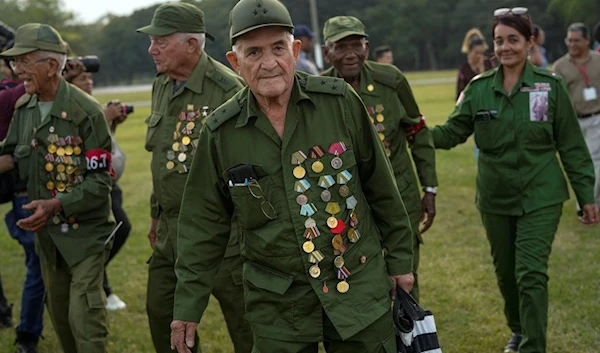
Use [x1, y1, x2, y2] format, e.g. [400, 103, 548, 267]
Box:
[0, 76, 599, 353]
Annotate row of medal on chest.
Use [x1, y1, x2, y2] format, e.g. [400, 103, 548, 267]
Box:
[164, 105, 208, 171]
[42, 128, 85, 193]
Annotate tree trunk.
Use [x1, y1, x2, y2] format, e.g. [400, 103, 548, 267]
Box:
[425, 39, 438, 70]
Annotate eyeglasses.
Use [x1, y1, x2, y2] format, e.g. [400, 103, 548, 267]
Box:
[9, 57, 51, 71]
[247, 179, 277, 220]
[493, 7, 528, 17]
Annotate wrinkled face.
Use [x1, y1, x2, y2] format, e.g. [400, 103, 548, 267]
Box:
[147, 33, 189, 75]
[493, 24, 532, 68]
[566, 30, 589, 58]
[377, 51, 393, 64]
[227, 27, 300, 100]
[325, 35, 368, 80]
[468, 44, 486, 64]
[12, 51, 54, 95]
[72, 72, 93, 95]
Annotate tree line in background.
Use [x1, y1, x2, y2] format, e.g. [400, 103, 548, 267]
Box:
[1, 0, 598, 85]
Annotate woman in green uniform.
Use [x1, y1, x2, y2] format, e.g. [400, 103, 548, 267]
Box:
[432, 8, 598, 353]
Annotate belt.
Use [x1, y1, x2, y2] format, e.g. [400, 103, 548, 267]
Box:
[578, 110, 600, 119]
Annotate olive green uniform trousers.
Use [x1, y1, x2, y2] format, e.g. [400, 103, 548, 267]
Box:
[39, 248, 109, 353]
[480, 203, 562, 353]
[147, 216, 252, 353]
[251, 310, 396, 353]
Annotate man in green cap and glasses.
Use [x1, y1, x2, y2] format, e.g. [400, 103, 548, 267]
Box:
[0, 23, 115, 353]
[171, 0, 415, 352]
[321, 16, 438, 302]
[136, 2, 251, 353]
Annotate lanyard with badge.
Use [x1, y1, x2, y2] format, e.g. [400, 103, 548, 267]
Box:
[574, 59, 598, 101]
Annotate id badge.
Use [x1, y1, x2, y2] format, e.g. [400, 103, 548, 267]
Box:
[583, 87, 598, 102]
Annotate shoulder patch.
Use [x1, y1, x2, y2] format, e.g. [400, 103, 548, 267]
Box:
[205, 94, 243, 131]
[304, 76, 346, 95]
[14, 93, 31, 109]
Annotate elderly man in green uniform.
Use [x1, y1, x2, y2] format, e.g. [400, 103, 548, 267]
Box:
[136, 3, 252, 353]
[0, 24, 114, 353]
[170, 0, 415, 352]
[321, 16, 437, 301]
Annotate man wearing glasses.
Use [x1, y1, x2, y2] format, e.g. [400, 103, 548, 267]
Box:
[321, 16, 437, 302]
[553, 23, 600, 211]
[136, 3, 252, 352]
[171, 0, 414, 352]
[0, 23, 115, 352]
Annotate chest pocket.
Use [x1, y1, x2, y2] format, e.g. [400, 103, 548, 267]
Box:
[228, 166, 279, 231]
[473, 110, 505, 152]
[145, 112, 163, 151]
[521, 121, 553, 149]
[14, 145, 32, 181]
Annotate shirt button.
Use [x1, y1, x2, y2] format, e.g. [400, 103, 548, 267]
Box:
[359, 255, 367, 264]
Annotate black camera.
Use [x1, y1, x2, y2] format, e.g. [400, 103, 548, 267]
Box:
[107, 100, 134, 116]
[66, 55, 100, 73]
[0, 20, 15, 52]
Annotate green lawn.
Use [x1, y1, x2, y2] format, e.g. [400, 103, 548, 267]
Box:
[0, 79, 598, 353]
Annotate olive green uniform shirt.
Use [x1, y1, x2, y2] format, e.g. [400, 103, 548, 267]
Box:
[432, 63, 595, 214]
[1, 79, 114, 267]
[322, 61, 437, 239]
[174, 73, 413, 341]
[145, 53, 244, 261]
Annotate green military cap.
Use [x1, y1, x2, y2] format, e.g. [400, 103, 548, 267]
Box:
[0, 23, 67, 57]
[229, 0, 294, 46]
[137, 2, 214, 41]
[323, 16, 369, 43]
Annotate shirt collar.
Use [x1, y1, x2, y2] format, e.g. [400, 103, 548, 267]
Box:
[491, 61, 536, 95]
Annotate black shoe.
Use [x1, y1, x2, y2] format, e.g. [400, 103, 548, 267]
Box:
[0, 302, 13, 328]
[15, 331, 39, 353]
[503, 332, 522, 353]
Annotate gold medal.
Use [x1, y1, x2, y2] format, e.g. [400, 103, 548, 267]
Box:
[293, 165, 306, 179]
[56, 164, 66, 173]
[73, 146, 82, 155]
[57, 182, 66, 192]
[46, 181, 55, 190]
[172, 142, 180, 151]
[166, 161, 175, 170]
[309, 264, 321, 278]
[339, 185, 350, 198]
[327, 216, 338, 229]
[178, 153, 187, 162]
[48, 144, 57, 154]
[64, 145, 73, 156]
[182, 136, 191, 146]
[186, 121, 195, 130]
[311, 160, 324, 173]
[45, 163, 54, 172]
[332, 234, 343, 250]
[367, 84, 374, 92]
[334, 256, 345, 269]
[336, 280, 349, 293]
[66, 165, 75, 175]
[378, 133, 385, 141]
[56, 147, 65, 156]
[302, 241, 315, 253]
[376, 114, 384, 122]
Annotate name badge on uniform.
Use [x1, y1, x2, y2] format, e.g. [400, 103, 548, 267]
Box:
[583, 87, 598, 102]
[529, 91, 548, 122]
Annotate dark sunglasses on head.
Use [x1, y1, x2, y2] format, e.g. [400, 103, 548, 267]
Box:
[493, 7, 528, 17]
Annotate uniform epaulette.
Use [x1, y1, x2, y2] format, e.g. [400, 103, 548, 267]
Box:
[531, 65, 559, 80]
[14, 93, 31, 109]
[69, 100, 89, 125]
[206, 60, 242, 93]
[304, 75, 346, 95]
[368, 62, 401, 89]
[472, 68, 496, 82]
[205, 94, 243, 131]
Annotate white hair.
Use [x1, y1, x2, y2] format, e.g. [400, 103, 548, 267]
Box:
[176, 32, 206, 51]
[232, 30, 294, 56]
[38, 50, 67, 77]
